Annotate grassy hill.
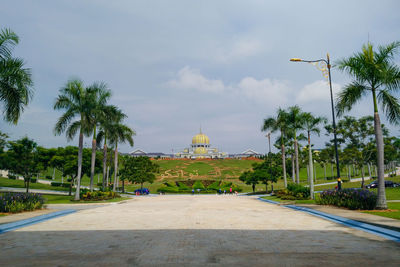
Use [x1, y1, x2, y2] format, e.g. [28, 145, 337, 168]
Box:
[154, 158, 262, 180]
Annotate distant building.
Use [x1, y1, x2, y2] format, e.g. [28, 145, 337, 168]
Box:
[229, 149, 263, 159]
[174, 129, 228, 159]
[129, 149, 172, 159]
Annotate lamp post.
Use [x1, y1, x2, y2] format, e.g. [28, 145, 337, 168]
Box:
[290, 54, 341, 189]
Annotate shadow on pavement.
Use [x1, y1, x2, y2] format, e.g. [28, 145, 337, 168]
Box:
[1, 229, 399, 266]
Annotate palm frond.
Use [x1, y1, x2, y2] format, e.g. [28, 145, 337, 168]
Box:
[0, 28, 19, 60]
[65, 121, 81, 141]
[335, 82, 367, 117]
[377, 89, 400, 124]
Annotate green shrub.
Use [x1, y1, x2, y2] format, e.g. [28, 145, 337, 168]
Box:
[45, 175, 52, 180]
[0, 192, 44, 213]
[8, 174, 17, 180]
[80, 189, 120, 201]
[177, 182, 190, 190]
[51, 182, 62, 187]
[192, 180, 205, 190]
[316, 189, 377, 210]
[30, 178, 37, 183]
[61, 183, 71, 188]
[207, 180, 221, 190]
[287, 183, 310, 199]
[157, 186, 179, 193]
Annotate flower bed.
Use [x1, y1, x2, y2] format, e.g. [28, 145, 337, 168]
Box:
[80, 189, 120, 201]
[0, 192, 44, 213]
[316, 188, 377, 210]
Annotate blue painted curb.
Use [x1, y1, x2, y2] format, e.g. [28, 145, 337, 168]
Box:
[0, 209, 76, 234]
[258, 197, 400, 242]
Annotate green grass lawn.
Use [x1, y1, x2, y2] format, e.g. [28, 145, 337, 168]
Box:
[0, 177, 69, 191]
[42, 194, 130, 204]
[363, 202, 400, 220]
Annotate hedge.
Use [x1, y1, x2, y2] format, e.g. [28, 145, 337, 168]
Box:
[192, 180, 205, 190]
[317, 189, 377, 210]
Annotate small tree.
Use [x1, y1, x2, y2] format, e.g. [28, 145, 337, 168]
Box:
[239, 170, 259, 193]
[6, 137, 39, 193]
[120, 156, 159, 191]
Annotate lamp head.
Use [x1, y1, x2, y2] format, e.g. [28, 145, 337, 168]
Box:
[290, 58, 302, 62]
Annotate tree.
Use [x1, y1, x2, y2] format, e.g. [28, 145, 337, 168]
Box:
[287, 106, 306, 184]
[6, 137, 39, 193]
[107, 122, 135, 191]
[253, 154, 282, 192]
[96, 106, 126, 190]
[239, 170, 259, 193]
[336, 41, 400, 209]
[86, 82, 112, 192]
[54, 79, 97, 200]
[302, 112, 326, 199]
[120, 156, 159, 191]
[262, 108, 289, 188]
[0, 28, 33, 124]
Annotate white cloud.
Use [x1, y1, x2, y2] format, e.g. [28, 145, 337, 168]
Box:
[296, 80, 342, 103]
[166, 66, 225, 93]
[237, 77, 292, 105]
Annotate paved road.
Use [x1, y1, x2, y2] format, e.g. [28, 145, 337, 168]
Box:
[1, 195, 399, 266]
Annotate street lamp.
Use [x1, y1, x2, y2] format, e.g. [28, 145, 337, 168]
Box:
[290, 54, 341, 189]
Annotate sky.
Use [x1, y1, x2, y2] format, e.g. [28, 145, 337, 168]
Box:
[1, 0, 399, 154]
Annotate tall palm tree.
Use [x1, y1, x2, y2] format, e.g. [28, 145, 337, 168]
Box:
[262, 108, 290, 188]
[87, 82, 112, 191]
[97, 106, 126, 190]
[54, 79, 97, 200]
[0, 28, 33, 124]
[336, 41, 400, 209]
[287, 105, 306, 184]
[302, 113, 326, 199]
[108, 122, 135, 191]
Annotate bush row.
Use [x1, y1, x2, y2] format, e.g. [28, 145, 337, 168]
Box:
[157, 180, 242, 193]
[80, 189, 120, 201]
[0, 192, 44, 213]
[316, 188, 377, 210]
[51, 182, 71, 188]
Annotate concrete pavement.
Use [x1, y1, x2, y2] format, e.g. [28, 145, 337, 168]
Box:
[1, 195, 399, 266]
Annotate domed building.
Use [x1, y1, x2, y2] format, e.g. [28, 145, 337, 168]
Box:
[175, 129, 227, 159]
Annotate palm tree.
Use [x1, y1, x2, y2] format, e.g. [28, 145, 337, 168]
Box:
[0, 28, 33, 124]
[336, 41, 400, 209]
[54, 79, 97, 200]
[107, 121, 135, 192]
[262, 108, 290, 188]
[97, 106, 126, 190]
[87, 82, 112, 191]
[287, 106, 306, 184]
[302, 112, 326, 199]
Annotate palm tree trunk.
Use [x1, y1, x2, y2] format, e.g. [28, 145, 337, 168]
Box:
[308, 133, 314, 199]
[294, 139, 300, 184]
[281, 136, 287, 188]
[90, 128, 96, 192]
[113, 143, 119, 192]
[74, 131, 84, 201]
[374, 112, 387, 209]
[368, 163, 371, 177]
[291, 154, 295, 183]
[102, 141, 107, 190]
[361, 165, 365, 189]
[52, 168, 56, 180]
[324, 164, 327, 180]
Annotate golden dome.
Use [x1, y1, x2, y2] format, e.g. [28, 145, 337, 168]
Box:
[192, 132, 210, 144]
[194, 147, 208, 154]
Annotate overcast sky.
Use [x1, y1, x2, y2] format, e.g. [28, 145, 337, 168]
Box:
[1, 0, 399, 154]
